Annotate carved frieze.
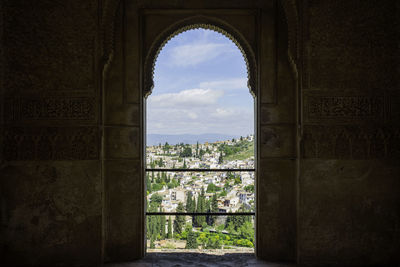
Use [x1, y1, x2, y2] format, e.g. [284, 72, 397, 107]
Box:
[3, 1, 97, 93]
[304, 95, 384, 122]
[3, 127, 99, 160]
[302, 125, 400, 159]
[5, 97, 96, 122]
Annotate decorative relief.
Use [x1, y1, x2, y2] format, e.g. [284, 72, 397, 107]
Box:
[3, 1, 97, 92]
[305, 95, 384, 122]
[302, 125, 400, 159]
[3, 127, 99, 160]
[302, 1, 398, 91]
[5, 97, 96, 122]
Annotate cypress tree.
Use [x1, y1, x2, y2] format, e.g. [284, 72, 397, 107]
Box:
[150, 235, 155, 248]
[209, 193, 218, 226]
[174, 202, 185, 235]
[195, 187, 206, 226]
[183, 159, 187, 169]
[167, 216, 172, 238]
[160, 207, 166, 239]
[185, 228, 198, 249]
[186, 191, 193, 212]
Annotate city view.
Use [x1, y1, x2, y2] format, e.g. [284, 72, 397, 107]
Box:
[146, 28, 254, 251]
[146, 136, 255, 250]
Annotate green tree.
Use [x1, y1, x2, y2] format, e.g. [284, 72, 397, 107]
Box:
[180, 146, 192, 157]
[244, 185, 254, 193]
[183, 159, 187, 169]
[150, 193, 163, 205]
[164, 142, 171, 153]
[234, 176, 242, 185]
[185, 228, 198, 249]
[146, 173, 152, 193]
[160, 207, 166, 239]
[218, 152, 223, 164]
[194, 187, 206, 227]
[186, 191, 194, 212]
[174, 202, 185, 235]
[206, 183, 221, 193]
[167, 216, 172, 239]
[210, 194, 218, 226]
[150, 235, 155, 248]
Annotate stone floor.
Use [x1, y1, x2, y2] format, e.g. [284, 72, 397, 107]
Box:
[105, 253, 296, 267]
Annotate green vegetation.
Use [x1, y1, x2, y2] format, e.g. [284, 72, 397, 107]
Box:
[146, 137, 255, 250]
[224, 141, 254, 161]
[174, 203, 185, 235]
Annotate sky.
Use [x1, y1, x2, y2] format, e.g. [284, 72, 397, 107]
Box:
[147, 29, 254, 136]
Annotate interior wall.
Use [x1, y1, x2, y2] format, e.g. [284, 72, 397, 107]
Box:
[0, 0, 399, 266]
[0, 0, 103, 266]
[298, 0, 400, 265]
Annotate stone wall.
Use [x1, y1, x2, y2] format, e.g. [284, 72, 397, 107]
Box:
[0, 0, 102, 265]
[0, 0, 399, 266]
[298, 0, 400, 265]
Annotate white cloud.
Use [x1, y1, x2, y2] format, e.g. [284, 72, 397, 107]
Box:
[199, 78, 248, 91]
[147, 105, 253, 136]
[147, 88, 224, 108]
[169, 43, 233, 67]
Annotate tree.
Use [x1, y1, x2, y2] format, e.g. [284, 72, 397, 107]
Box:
[146, 173, 152, 193]
[174, 202, 185, 235]
[164, 142, 171, 153]
[206, 183, 221, 193]
[218, 152, 223, 164]
[150, 193, 163, 205]
[180, 146, 192, 157]
[210, 193, 218, 226]
[150, 235, 155, 248]
[167, 216, 172, 238]
[185, 228, 198, 249]
[234, 176, 242, 185]
[160, 207, 166, 239]
[186, 191, 194, 212]
[182, 159, 187, 169]
[158, 158, 164, 167]
[244, 185, 254, 193]
[194, 187, 206, 227]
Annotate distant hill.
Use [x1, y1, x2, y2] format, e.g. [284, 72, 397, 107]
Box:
[147, 133, 243, 146]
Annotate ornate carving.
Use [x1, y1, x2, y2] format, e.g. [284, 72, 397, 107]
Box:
[3, 127, 99, 160]
[281, 0, 299, 64]
[143, 16, 257, 98]
[305, 95, 384, 122]
[3, 1, 98, 92]
[302, 125, 400, 159]
[5, 97, 96, 122]
[102, 0, 122, 66]
[303, 1, 398, 91]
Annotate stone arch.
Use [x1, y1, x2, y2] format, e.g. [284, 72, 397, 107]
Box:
[143, 16, 257, 98]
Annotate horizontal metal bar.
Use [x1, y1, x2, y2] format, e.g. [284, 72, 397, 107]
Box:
[146, 212, 255, 216]
[145, 168, 255, 172]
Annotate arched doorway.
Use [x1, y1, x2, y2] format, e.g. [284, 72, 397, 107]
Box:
[103, 5, 297, 261]
[144, 27, 256, 253]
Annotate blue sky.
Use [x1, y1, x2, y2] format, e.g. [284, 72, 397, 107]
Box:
[147, 29, 254, 136]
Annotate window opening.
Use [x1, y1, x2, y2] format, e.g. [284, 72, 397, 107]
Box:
[145, 28, 255, 253]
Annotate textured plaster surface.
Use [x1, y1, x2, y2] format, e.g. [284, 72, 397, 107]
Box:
[0, 161, 102, 265]
[299, 160, 400, 265]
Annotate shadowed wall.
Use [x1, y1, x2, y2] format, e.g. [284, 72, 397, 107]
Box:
[0, 0, 399, 266]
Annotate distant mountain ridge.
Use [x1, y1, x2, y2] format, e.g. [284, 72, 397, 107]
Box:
[147, 133, 244, 146]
